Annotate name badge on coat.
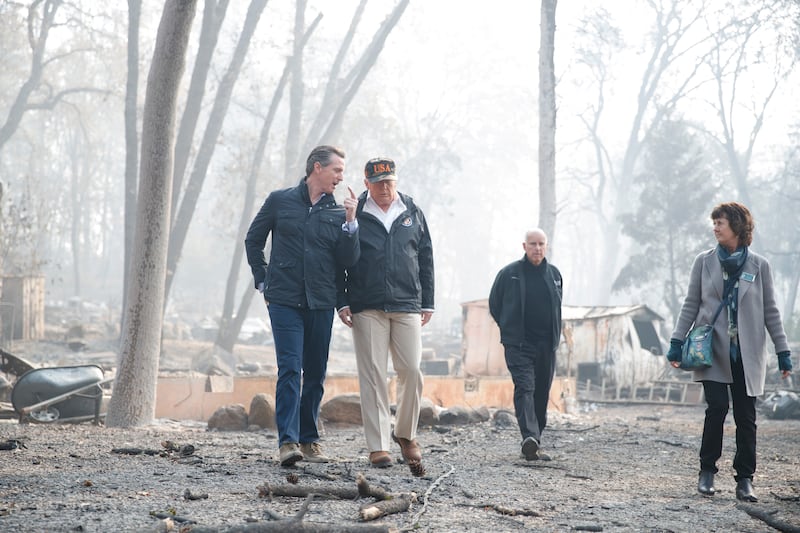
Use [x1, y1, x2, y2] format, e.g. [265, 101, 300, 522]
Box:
[741, 272, 756, 283]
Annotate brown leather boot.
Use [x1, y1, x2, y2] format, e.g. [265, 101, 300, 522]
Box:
[369, 451, 392, 468]
[392, 431, 425, 477]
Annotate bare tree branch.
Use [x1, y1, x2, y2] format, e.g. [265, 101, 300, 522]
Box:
[25, 87, 110, 110]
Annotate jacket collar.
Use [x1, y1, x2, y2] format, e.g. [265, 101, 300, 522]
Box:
[299, 177, 335, 208]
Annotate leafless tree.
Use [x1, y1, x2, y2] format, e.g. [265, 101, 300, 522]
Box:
[215, 14, 323, 352]
[0, 0, 104, 153]
[122, 0, 142, 321]
[296, 0, 411, 174]
[698, 0, 798, 206]
[284, 0, 307, 178]
[107, 0, 198, 428]
[572, 0, 738, 303]
[164, 0, 269, 301]
[171, 0, 230, 218]
[538, 0, 557, 250]
[222, 0, 409, 347]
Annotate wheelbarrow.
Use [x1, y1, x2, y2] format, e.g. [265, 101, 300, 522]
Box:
[10, 365, 113, 424]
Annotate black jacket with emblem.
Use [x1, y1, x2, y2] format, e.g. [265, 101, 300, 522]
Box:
[488, 256, 563, 352]
[339, 191, 434, 314]
[244, 178, 360, 310]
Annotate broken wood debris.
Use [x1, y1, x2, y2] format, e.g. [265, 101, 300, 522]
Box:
[111, 440, 198, 458]
[769, 491, 800, 502]
[359, 492, 414, 521]
[258, 482, 360, 501]
[457, 502, 542, 517]
[259, 473, 391, 503]
[517, 460, 566, 471]
[188, 493, 393, 532]
[548, 424, 600, 433]
[112, 447, 161, 456]
[737, 502, 800, 533]
[255, 472, 416, 525]
[654, 439, 686, 447]
[565, 472, 593, 480]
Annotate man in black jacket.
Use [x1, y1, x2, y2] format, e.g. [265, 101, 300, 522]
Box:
[489, 228, 562, 461]
[245, 145, 359, 467]
[337, 157, 434, 476]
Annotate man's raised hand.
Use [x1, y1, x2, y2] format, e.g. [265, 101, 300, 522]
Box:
[343, 186, 357, 222]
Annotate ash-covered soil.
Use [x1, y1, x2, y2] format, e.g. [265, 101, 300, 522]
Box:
[0, 403, 798, 533]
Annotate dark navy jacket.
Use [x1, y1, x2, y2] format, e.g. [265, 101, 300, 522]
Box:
[245, 179, 360, 310]
[339, 191, 434, 314]
[488, 256, 563, 352]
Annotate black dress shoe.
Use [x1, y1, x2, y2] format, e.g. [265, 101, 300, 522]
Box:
[697, 471, 716, 495]
[736, 478, 758, 502]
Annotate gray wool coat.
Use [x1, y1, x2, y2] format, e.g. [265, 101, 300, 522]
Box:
[671, 248, 790, 396]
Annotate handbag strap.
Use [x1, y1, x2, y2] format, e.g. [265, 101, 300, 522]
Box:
[711, 275, 737, 325]
[710, 299, 726, 325]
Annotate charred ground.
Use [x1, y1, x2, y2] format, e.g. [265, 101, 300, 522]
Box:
[0, 402, 798, 533]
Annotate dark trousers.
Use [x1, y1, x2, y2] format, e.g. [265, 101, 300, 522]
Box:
[267, 303, 333, 446]
[503, 343, 556, 443]
[700, 354, 757, 480]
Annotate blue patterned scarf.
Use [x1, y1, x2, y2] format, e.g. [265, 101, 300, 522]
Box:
[716, 245, 748, 362]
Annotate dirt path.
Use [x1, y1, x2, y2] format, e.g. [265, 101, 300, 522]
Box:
[1, 403, 798, 532]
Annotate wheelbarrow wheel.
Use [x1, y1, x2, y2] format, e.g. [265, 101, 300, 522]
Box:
[29, 406, 60, 423]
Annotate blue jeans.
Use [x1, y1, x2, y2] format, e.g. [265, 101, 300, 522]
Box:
[267, 304, 333, 446]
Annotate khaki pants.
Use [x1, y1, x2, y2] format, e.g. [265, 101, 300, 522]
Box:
[351, 310, 424, 452]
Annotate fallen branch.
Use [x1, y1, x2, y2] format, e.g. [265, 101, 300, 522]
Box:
[191, 520, 391, 532]
[549, 425, 600, 433]
[565, 472, 593, 480]
[769, 491, 800, 502]
[260, 474, 392, 503]
[517, 461, 566, 471]
[112, 447, 161, 456]
[355, 473, 391, 500]
[359, 492, 414, 521]
[737, 503, 800, 533]
[456, 502, 542, 517]
[258, 483, 359, 500]
[189, 495, 392, 532]
[112, 441, 197, 458]
[654, 439, 686, 447]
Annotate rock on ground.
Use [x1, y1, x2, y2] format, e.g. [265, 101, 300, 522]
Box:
[0, 403, 798, 532]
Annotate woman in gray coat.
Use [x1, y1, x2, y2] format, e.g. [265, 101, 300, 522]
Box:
[666, 202, 792, 502]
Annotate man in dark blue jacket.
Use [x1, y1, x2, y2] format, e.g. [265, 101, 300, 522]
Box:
[489, 228, 562, 461]
[337, 157, 434, 476]
[245, 145, 359, 467]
